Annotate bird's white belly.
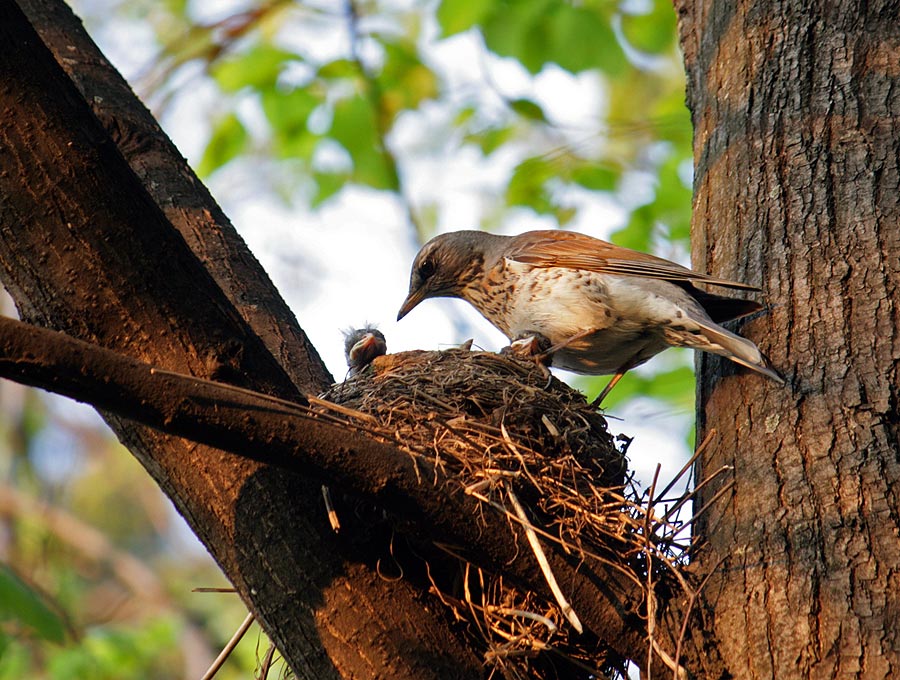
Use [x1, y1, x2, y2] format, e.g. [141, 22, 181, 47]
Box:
[503, 266, 677, 374]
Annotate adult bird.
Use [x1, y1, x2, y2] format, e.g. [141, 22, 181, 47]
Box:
[397, 230, 783, 404]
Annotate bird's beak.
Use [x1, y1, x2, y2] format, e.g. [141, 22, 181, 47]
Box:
[348, 333, 378, 362]
[397, 288, 426, 321]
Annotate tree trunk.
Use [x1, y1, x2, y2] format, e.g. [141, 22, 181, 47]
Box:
[676, 1, 900, 677]
[0, 2, 483, 677]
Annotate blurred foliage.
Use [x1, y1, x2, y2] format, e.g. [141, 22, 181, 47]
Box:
[120, 0, 691, 245]
[0, 565, 66, 648]
[0, 386, 275, 679]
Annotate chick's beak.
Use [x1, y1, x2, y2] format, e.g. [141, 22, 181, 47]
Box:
[397, 287, 425, 321]
[348, 333, 378, 361]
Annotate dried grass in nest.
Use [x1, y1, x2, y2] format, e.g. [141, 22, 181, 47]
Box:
[315, 348, 694, 679]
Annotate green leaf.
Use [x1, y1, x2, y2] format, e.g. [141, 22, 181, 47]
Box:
[548, 5, 626, 75]
[453, 106, 477, 126]
[330, 95, 377, 154]
[650, 86, 693, 147]
[481, 1, 626, 75]
[0, 564, 65, 644]
[197, 113, 248, 177]
[261, 87, 322, 160]
[554, 204, 578, 226]
[571, 165, 618, 191]
[509, 98, 547, 122]
[437, 0, 492, 36]
[481, 0, 555, 73]
[162, 0, 188, 16]
[0, 639, 30, 680]
[506, 156, 556, 213]
[466, 126, 515, 155]
[212, 44, 298, 93]
[46, 618, 180, 680]
[311, 171, 348, 207]
[330, 95, 398, 190]
[379, 41, 439, 121]
[613, 203, 656, 252]
[317, 59, 359, 80]
[620, 0, 678, 54]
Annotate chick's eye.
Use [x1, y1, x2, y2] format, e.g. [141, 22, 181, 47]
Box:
[418, 258, 435, 279]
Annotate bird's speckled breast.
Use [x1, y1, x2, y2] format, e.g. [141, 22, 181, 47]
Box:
[466, 260, 675, 374]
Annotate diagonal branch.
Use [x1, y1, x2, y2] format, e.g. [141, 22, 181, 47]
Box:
[0, 314, 657, 669]
[1, 2, 480, 677]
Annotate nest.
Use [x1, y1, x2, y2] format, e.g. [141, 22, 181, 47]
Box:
[323, 348, 626, 488]
[314, 349, 691, 679]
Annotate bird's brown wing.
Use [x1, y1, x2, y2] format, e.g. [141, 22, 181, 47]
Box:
[506, 230, 761, 291]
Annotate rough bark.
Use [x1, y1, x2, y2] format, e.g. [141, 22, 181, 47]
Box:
[18, 0, 331, 393]
[0, 2, 482, 677]
[675, 1, 900, 678]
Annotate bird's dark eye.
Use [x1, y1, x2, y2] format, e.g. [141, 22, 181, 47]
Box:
[418, 258, 435, 279]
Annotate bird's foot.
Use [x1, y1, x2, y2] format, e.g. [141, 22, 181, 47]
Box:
[502, 333, 554, 385]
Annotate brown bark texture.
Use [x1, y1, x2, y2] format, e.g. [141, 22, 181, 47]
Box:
[0, 2, 484, 678]
[675, 1, 900, 678]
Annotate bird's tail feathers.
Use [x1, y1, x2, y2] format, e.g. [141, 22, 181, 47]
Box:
[692, 320, 786, 384]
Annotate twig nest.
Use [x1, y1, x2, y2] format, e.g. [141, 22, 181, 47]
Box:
[321, 348, 626, 490]
[319, 350, 640, 678]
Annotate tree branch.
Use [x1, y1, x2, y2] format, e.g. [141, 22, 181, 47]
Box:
[0, 314, 658, 667]
[1, 2, 482, 677]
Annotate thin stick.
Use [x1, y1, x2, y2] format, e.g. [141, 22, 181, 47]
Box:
[200, 611, 255, 680]
[659, 465, 732, 526]
[687, 480, 735, 526]
[506, 488, 583, 634]
[673, 556, 726, 679]
[652, 429, 716, 504]
[150, 368, 309, 413]
[466, 489, 643, 587]
[645, 464, 661, 680]
[257, 642, 277, 680]
[321, 485, 341, 532]
[650, 639, 686, 679]
[500, 421, 541, 488]
[306, 394, 379, 424]
[484, 606, 558, 634]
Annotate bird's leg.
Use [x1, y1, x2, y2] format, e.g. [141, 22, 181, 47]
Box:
[590, 356, 641, 408]
[536, 328, 596, 362]
[590, 372, 626, 407]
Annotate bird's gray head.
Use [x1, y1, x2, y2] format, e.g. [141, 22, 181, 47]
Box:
[397, 231, 492, 320]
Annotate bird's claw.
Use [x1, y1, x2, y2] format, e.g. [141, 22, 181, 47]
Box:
[502, 333, 554, 383]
